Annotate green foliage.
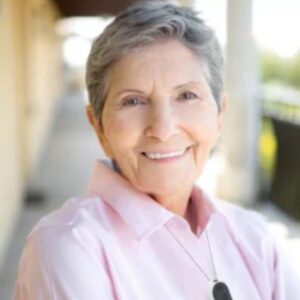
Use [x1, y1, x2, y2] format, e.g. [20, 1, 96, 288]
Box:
[260, 50, 300, 89]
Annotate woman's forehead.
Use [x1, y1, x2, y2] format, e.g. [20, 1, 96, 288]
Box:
[107, 40, 208, 94]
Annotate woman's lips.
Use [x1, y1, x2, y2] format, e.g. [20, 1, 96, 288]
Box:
[141, 146, 191, 162]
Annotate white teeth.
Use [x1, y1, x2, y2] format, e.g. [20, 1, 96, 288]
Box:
[144, 149, 187, 160]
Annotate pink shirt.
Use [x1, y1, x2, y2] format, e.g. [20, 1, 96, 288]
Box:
[13, 160, 300, 299]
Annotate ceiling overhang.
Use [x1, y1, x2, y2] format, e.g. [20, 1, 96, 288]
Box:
[52, 0, 137, 17]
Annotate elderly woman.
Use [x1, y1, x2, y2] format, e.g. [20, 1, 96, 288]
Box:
[13, 1, 299, 299]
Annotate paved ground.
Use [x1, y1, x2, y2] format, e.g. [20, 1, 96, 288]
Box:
[0, 90, 299, 299]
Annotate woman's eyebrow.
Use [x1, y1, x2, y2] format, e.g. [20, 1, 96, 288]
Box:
[174, 81, 202, 89]
[114, 88, 147, 98]
[114, 81, 202, 98]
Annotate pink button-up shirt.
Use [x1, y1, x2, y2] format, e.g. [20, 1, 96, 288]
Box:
[13, 160, 300, 299]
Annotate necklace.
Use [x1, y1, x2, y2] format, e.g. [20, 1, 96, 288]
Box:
[166, 225, 233, 300]
[205, 231, 233, 300]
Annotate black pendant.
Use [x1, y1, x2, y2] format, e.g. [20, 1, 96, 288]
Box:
[209, 280, 233, 300]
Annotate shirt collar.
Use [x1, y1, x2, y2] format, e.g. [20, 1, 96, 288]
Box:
[87, 159, 220, 240]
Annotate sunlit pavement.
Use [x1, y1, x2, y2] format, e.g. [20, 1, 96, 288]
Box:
[0, 90, 299, 299]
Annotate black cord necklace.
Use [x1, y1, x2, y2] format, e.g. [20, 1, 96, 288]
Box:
[208, 280, 233, 300]
[205, 231, 233, 300]
[166, 226, 233, 300]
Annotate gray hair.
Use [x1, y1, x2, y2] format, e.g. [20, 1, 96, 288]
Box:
[86, 0, 224, 123]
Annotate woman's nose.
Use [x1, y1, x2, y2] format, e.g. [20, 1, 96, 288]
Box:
[145, 105, 180, 142]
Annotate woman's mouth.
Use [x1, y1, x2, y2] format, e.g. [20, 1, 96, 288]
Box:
[141, 147, 191, 161]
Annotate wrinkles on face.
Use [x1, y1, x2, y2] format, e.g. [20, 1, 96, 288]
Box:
[97, 40, 224, 215]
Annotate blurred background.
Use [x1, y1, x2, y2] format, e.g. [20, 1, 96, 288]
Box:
[0, 0, 300, 298]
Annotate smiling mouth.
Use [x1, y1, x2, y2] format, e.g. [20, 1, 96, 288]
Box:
[141, 147, 191, 160]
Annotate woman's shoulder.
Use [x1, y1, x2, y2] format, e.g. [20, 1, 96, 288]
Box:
[212, 198, 281, 270]
[26, 194, 113, 245]
[214, 198, 266, 224]
[14, 195, 117, 299]
[212, 198, 270, 241]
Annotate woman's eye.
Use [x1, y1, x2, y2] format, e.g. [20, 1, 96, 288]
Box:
[122, 97, 145, 107]
[178, 91, 198, 101]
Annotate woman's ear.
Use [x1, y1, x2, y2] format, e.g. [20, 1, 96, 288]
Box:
[86, 104, 97, 129]
[217, 92, 228, 130]
[85, 105, 114, 159]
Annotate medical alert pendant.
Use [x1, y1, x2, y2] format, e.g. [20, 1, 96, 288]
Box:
[208, 280, 233, 300]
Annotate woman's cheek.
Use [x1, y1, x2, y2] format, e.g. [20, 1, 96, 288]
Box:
[104, 113, 140, 151]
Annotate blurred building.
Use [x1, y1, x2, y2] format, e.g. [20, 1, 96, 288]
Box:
[0, 0, 62, 263]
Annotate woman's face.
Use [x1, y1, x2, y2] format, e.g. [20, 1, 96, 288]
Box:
[89, 39, 226, 201]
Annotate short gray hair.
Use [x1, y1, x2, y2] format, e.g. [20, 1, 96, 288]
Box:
[86, 0, 224, 123]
